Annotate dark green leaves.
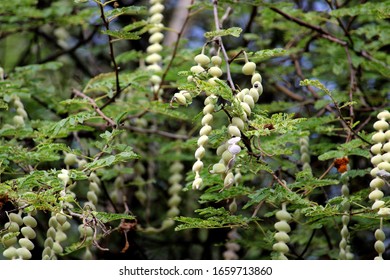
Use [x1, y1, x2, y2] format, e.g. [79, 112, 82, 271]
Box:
[175, 207, 255, 231]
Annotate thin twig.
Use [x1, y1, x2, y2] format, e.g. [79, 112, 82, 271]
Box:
[212, 0, 235, 91]
[97, 2, 121, 109]
[270, 7, 348, 47]
[274, 83, 305, 102]
[72, 88, 117, 128]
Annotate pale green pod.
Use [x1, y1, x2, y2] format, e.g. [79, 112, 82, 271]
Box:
[202, 113, 214, 126]
[370, 177, 385, 189]
[371, 143, 383, 155]
[221, 150, 233, 165]
[203, 104, 215, 115]
[341, 215, 350, 225]
[372, 200, 385, 210]
[232, 117, 245, 130]
[228, 125, 241, 137]
[3, 246, 18, 259]
[251, 73, 262, 84]
[274, 221, 291, 233]
[377, 110, 390, 120]
[372, 132, 386, 143]
[190, 65, 205, 74]
[208, 66, 223, 77]
[274, 231, 290, 243]
[56, 213, 67, 225]
[369, 189, 384, 201]
[341, 226, 349, 238]
[147, 43, 163, 54]
[192, 177, 203, 189]
[168, 183, 182, 195]
[169, 161, 184, 173]
[52, 242, 63, 254]
[192, 160, 204, 172]
[382, 152, 390, 162]
[168, 173, 183, 184]
[161, 219, 175, 229]
[64, 153, 78, 166]
[377, 161, 390, 172]
[168, 194, 182, 207]
[174, 92, 187, 105]
[13, 115, 25, 127]
[240, 102, 251, 116]
[55, 230, 67, 243]
[149, 13, 163, 24]
[248, 88, 259, 103]
[21, 226, 36, 239]
[195, 146, 206, 159]
[5, 221, 19, 232]
[276, 210, 292, 221]
[374, 240, 385, 254]
[44, 237, 54, 248]
[1, 234, 17, 247]
[242, 62, 256, 75]
[197, 135, 209, 146]
[211, 163, 226, 174]
[9, 213, 23, 226]
[149, 3, 164, 14]
[375, 229, 386, 241]
[16, 247, 32, 260]
[194, 54, 210, 66]
[146, 53, 162, 64]
[273, 242, 289, 254]
[148, 31, 164, 42]
[167, 206, 180, 218]
[224, 172, 235, 188]
[199, 124, 212, 136]
[373, 120, 389, 131]
[211, 55, 222, 66]
[243, 94, 255, 109]
[19, 238, 35, 251]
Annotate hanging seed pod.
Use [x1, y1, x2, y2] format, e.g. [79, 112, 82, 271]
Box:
[369, 110, 390, 260]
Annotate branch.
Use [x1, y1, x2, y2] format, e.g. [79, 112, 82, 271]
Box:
[273, 83, 305, 102]
[212, 0, 235, 91]
[270, 7, 348, 47]
[72, 88, 117, 128]
[97, 2, 121, 109]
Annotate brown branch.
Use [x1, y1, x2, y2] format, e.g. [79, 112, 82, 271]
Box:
[274, 83, 305, 102]
[270, 7, 348, 47]
[343, 46, 357, 127]
[72, 88, 117, 128]
[98, 2, 121, 110]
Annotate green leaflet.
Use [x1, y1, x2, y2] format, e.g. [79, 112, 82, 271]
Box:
[175, 207, 254, 231]
[100, 30, 141, 40]
[204, 27, 243, 39]
[84, 149, 139, 171]
[92, 211, 136, 223]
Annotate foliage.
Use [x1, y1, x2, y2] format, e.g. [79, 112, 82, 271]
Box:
[0, 0, 389, 260]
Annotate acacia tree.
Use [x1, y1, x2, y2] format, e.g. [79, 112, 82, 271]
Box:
[0, 0, 389, 260]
